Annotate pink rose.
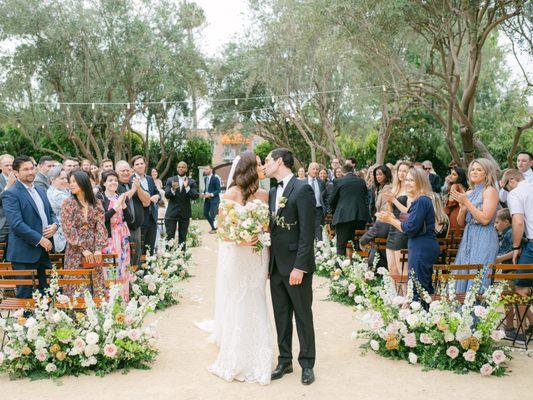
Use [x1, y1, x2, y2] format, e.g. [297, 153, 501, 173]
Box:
[419, 333, 433, 344]
[490, 330, 505, 341]
[463, 349, 476, 362]
[492, 350, 506, 365]
[128, 329, 141, 341]
[480, 363, 494, 376]
[403, 333, 417, 348]
[103, 343, 117, 358]
[446, 346, 459, 359]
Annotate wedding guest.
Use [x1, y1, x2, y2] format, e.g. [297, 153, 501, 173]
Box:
[377, 167, 440, 301]
[100, 158, 114, 172]
[494, 208, 513, 264]
[382, 160, 412, 277]
[151, 168, 163, 191]
[81, 159, 91, 173]
[61, 170, 108, 294]
[0, 154, 16, 244]
[34, 155, 54, 191]
[499, 151, 533, 203]
[430, 192, 449, 238]
[443, 166, 468, 234]
[451, 158, 499, 292]
[334, 167, 343, 179]
[46, 166, 70, 253]
[3, 156, 58, 298]
[345, 157, 357, 170]
[327, 158, 340, 181]
[359, 220, 389, 271]
[329, 164, 370, 255]
[297, 167, 306, 180]
[164, 161, 199, 249]
[324, 167, 342, 214]
[202, 165, 221, 234]
[371, 164, 392, 215]
[131, 155, 160, 254]
[98, 170, 133, 300]
[63, 158, 79, 173]
[318, 168, 328, 181]
[307, 162, 327, 240]
[422, 160, 441, 193]
[116, 160, 143, 265]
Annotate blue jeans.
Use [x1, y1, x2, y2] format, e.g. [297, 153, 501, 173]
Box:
[516, 241, 533, 287]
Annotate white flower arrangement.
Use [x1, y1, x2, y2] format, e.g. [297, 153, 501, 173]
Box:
[186, 223, 202, 248]
[0, 272, 158, 379]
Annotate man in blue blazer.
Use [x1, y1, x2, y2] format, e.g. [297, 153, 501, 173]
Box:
[201, 165, 220, 233]
[2, 156, 58, 298]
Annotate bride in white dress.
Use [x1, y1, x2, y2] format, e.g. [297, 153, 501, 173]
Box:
[196, 151, 273, 385]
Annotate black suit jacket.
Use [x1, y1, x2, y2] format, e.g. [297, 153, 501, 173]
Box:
[203, 174, 221, 202]
[429, 173, 442, 193]
[118, 181, 144, 231]
[269, 176, 316, 276]
[135, 175, 159, 224]
[164, 176, 199, 220]
[329, 173, 370, 226]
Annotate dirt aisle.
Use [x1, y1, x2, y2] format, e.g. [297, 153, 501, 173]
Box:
[1, 220, 531, 400]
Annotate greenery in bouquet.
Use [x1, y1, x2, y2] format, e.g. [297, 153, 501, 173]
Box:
[130, 237, 191, 310]
[314, 230, 338, 278]
[0, 274, 159, 379]
[186, 223, 202, 248]
[216, 199, 271, 252]
[356, 272, 511, 377]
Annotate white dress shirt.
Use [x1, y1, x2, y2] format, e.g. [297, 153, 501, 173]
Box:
[23, 183, 49, 229]
[500, 168, 533, 203]
[171, 175, 190, 194]
[307, 176, 323, 208]
[508, 180, 533, 239]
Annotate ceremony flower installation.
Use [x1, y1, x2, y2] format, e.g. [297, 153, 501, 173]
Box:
[131, 237, 191, 310]
[0, 274, 158, 379]
[186, 223, 202, 248]
[216, 199, 271, 251]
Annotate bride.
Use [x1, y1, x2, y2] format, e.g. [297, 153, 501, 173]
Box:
[197, 151, 273, 385]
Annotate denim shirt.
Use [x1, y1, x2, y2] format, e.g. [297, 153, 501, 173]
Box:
[497, 225, 513, 261]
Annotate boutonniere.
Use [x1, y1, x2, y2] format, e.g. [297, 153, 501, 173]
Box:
[278, 196, 288, 209]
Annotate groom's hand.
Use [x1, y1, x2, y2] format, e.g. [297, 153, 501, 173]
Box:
[289, 269, 304, 285]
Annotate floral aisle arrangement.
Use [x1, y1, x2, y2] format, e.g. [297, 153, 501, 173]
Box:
[131, 237, 191, 310]
[186, 223, 202, 248]
[0, 276, 158, 379]
[314, 231, 339, 277]
[356, 272, 511, 376]
[216, 199, 271, 251]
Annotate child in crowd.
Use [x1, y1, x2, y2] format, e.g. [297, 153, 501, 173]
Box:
[495, 208, 513, 264]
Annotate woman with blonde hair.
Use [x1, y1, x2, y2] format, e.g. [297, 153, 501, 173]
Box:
[449, 158, 499, 292]
[382, 160, 412, 276]
[429, 192, 449, 238]
[377, 167, 440, 301]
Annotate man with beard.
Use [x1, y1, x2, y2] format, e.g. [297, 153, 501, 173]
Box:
[164, 161, 199, 249]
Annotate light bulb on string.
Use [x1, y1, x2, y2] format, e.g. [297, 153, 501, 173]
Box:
[234, 98, 238, 105]
[91, 103, 95, 110]
[127, 102, 131, 110]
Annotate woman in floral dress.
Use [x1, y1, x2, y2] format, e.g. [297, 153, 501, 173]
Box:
[98, 170, 133, 300]
[61, 170, 108, 295]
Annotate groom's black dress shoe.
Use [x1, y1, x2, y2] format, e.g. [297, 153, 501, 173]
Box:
[301, 368, 315, 385]
[271, 363, 293, 380]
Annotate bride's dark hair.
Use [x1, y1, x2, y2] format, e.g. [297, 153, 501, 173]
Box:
[229, 151, 259, 202]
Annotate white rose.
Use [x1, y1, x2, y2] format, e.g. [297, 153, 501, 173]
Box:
[444, 331, 455, 342]
[370, 340, 380, 351]
[86, 332, 99, 345]
[408, 352, 418, 364]
[45, 363, 57, 373]
[410, 302, 421, 311]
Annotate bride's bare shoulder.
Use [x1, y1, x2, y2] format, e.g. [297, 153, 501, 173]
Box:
[222, 187, 242, 202]
[254, 189, 269, 203]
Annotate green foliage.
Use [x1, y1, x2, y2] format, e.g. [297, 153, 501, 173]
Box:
[253, 140, 275, 161]
[176, 137, 213, 182]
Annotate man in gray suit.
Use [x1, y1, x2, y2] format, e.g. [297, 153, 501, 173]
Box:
[34, 155, 55, 191]
[0, 154, 16, 244]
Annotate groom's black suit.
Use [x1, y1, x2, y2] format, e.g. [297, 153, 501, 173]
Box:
[269, 176, 316, 369]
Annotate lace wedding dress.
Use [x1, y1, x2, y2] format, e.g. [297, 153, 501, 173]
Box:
[196, 203, 273, 385]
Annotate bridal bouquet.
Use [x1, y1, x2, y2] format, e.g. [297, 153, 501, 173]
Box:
[217, 199, 271, 251]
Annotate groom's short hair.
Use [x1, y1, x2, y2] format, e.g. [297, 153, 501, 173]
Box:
[270, 148, 294, 169]
[342, 164, 354, 174]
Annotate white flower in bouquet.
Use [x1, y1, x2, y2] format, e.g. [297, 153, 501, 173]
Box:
[138, 295, 148, 305]
[463, 349, 476, 362]
[316, 241, 324, 248]
[354, 295, 364, 304]
[455, 326, 472, 342]
[35, 337, 47, 350]
[84, 344, 99, 357]
[57, 294, 70, 304]
[492, 350, 506, 365]
[104, 343, 118, 358]
[419, 333, 433, 344]
[398, 309, 411, 320]
[116, 330, 128, 340]
[45, 363, 57, 373]
[13, 309, 24, 318]
[410, 301, 421, 311]
[480, 363, 494, 376]
[473, 330, 483, 340]
[81, 356, 97, 367]
[341, 259, 351, 268]
[86, 332, 99, 345]
[408, 352, 418, 364]
[392, 296, 405, 307]
[490, 330, 505, 341]
[148, 282, 157, 293]
[370, 314, 385, 330]
[444, 331, 455, 342]
[403, 333, 417, 348]
[406, 314, 420, 327]
[473, 305, 488, 318]
[446, 346, 459, 359]
[73, 338, 86, 352]
[364, 271, 375, 280]
[376, 267, 388, 275]
[27, 326, 38, 341]
[128, 329, 141, 341]
[24, 317, 37, 328]
[370, 340, 380, 351]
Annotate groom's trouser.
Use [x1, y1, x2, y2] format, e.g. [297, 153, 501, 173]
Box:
[270, 261, 316, 369]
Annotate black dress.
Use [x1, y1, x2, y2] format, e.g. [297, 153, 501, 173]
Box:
[386, 195, 408, 250]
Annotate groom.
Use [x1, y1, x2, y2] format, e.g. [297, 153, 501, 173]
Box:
[264, 148, 316, 385]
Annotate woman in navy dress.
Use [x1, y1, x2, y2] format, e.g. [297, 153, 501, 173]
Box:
[377, 167, 440, 298]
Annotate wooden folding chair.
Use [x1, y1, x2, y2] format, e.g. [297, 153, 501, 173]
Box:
[489, 263, 533, 349]
[48, 253, 65, 268]
[80, 254, 122, 292]
[0, 269, 38, 313]
[431, 263, 485, 302]
[45, 269, 102, 309]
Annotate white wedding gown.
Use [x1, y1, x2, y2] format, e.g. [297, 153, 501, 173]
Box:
[196, 211, 273, 385]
